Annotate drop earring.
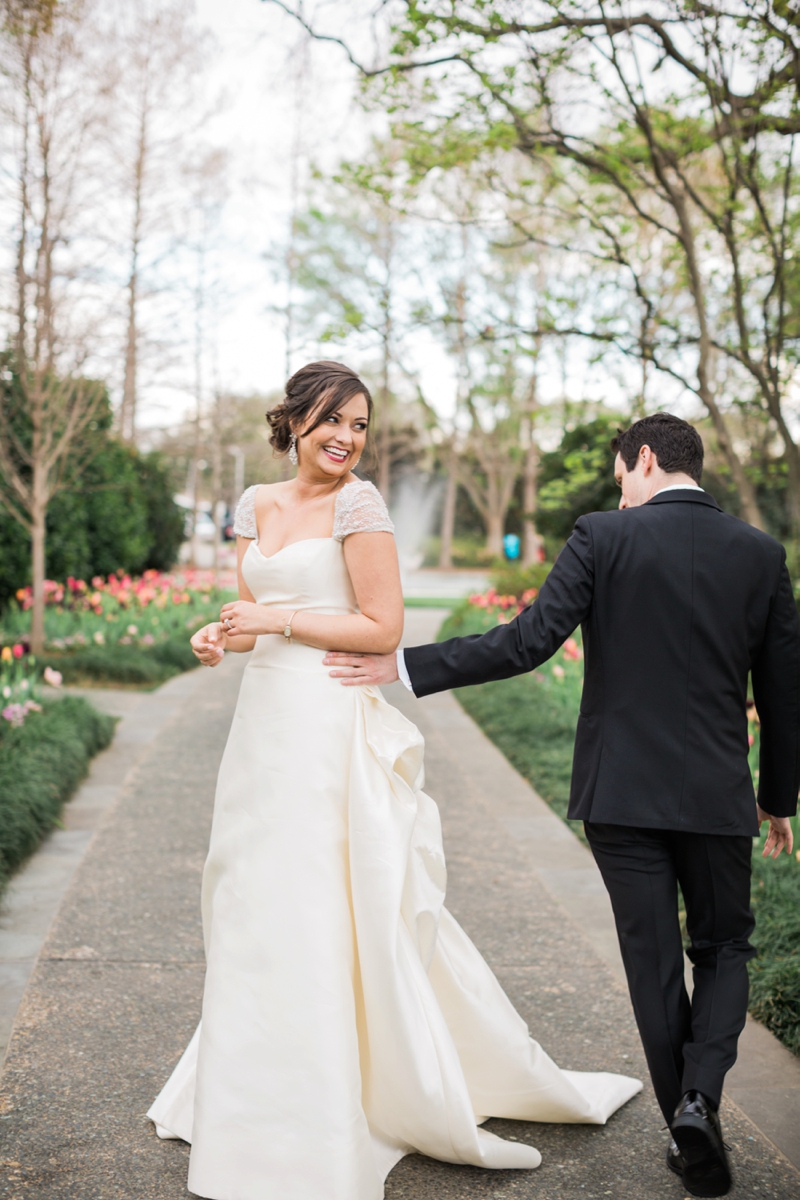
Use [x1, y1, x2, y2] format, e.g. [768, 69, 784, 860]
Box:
[288, 433, 298, 466]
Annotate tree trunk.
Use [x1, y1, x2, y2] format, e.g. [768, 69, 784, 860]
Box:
[378, 315, 392, 500]
[486, 510, 505, 559]
[211, 393, 223, 583]
[30, 483, 46, 655]
[121, 264, 138, 442]
[378, 411, 391, 501]
[757, 385, 800, 536]
[668, 183, 765, 529]
[438, 465, 457, 569]
[784, 440, 800, 537]
[701, 385, 764, 529]
[521, 425, 542, 566]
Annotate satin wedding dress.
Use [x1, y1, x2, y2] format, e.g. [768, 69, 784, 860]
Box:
[148, 479, 641, 1200]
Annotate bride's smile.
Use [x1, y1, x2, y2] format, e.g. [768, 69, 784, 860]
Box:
[297, 394, 369, 481]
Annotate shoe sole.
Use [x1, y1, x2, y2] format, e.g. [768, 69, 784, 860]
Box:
[666, 1155, 684, 1179]
[672, 1119, 732, 1198]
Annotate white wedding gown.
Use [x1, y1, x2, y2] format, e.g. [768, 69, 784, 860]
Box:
[148, 480, 641, 1200]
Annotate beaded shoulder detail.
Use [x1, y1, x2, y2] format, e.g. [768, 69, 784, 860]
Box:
[333, 480, 394, 542]
[233, 485, 259, 540]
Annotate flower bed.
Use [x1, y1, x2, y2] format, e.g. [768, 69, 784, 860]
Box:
[438, 591, 800, 1056]
[0, 658, 115, 891]
[0, 569, 234, 686]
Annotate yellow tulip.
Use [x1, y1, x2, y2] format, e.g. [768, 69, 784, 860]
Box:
[1, 646, 12, 662]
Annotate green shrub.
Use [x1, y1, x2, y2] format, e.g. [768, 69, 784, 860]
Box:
[490, 561, 552, 600]
[39, 632, 199, 687]
[536, 415, 624, 542]
[748, 837, 800, 1053]
[437, 600, 501, 639]
[0, 394, 185, 609]
[136, 451, 186, 572]
[438, 607, 585, 837]
[422, 536, 497, 569]
[0, 696, 115, 889]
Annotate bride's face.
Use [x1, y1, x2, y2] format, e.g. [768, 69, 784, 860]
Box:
[297, 393, 370, 478]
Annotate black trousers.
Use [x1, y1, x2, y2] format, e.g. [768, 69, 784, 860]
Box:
[584, 823, 755, 1124]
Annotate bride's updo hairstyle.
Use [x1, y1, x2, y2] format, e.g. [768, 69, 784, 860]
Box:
[267, 361, 373, 455]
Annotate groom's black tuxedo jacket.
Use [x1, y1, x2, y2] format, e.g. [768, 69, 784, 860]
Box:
[405, 490, 800, 835]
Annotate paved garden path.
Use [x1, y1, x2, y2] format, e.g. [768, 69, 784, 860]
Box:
[0, 610, 798, 1198]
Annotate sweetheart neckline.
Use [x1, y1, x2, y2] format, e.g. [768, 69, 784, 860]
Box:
[248, 537, 337, 563]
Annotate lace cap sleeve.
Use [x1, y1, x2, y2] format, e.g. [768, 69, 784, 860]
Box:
[333, 480, 394, 542]
[233, 485, 259, 540]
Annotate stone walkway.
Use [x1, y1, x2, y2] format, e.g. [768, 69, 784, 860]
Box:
[0, 611, 798, 1198]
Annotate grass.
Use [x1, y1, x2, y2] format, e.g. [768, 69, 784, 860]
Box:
[748, 822, 800, 1053]
[439, 600, 585, 841]
[403, 597, 463, 609]
[0, 695, 115, 892]
[438, 601, 800, 1056]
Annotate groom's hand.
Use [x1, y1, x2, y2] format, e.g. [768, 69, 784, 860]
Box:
[324, 650, 399, 687]
[757, 805, 794, 858]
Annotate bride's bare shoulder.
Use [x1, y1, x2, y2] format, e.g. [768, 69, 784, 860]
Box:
[253, 481, 291, 508]
[233, 481, 290, 539]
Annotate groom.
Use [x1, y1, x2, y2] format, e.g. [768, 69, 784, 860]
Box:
[325, 413, 800, 1198]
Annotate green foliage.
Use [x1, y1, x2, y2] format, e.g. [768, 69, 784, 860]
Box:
[134, 451, 186, 572]
[536, 416, 623, 542]
[0, 696, 115, 891]
[39, 633, 200, 687]
[421, 536, 495, 568]
[490, 561, 552, 600]
[749, 832, 800, 1054]
[437, 606, 584, 835]
[45, 439, 151, 581]
[0, 436, 184, 609]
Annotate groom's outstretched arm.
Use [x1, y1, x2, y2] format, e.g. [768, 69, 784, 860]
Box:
[405, 518, 595, 698]
[752, 550, 800, 820]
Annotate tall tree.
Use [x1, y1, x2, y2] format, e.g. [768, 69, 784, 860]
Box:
[0, 0, 112, 651]
[110, 0, 208, 444]
[278, 0, 800, 531]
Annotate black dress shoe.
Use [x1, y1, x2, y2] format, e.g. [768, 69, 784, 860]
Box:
[671, 1090, 732, 1197]
[666, 1138, 686, 1178]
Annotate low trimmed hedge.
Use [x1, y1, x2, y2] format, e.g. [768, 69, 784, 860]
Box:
[39, 633, 199, 687]
[0, 696, 115, 890]
[748, 845, 800, 1053]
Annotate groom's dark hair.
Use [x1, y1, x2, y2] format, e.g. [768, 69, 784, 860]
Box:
[611, 413, 703, 483]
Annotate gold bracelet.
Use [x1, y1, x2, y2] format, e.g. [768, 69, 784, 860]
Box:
[283, 610, 299, 643]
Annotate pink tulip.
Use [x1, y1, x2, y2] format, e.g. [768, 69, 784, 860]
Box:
[12, 644, 23, 659]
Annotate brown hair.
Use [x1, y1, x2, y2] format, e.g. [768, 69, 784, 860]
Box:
[266, 361, 373, 455]
[610, 413, 704, 483]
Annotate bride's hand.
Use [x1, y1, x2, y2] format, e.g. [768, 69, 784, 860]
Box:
[219, 600, 281, 637]
[191, 622, 228, 666]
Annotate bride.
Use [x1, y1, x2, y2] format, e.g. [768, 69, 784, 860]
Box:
[148, 360, 641, 1200]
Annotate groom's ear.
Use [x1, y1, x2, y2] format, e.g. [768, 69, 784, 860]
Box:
[638, 445, 657, 475]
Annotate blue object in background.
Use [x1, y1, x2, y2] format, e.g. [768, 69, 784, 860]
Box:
[503, 533, 521, 561]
